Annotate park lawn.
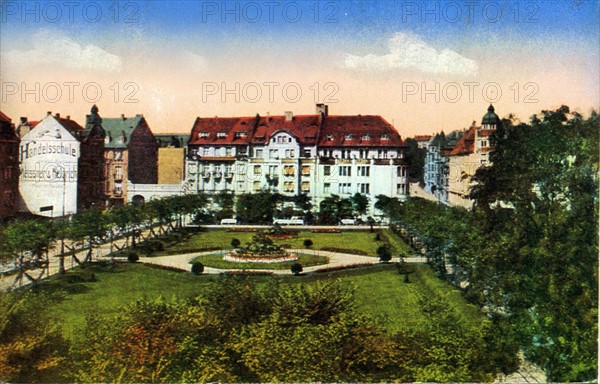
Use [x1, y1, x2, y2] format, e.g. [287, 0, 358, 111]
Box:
[34, 262, 483, 341]
[381, 229, 415, 256]
[191, 253, 329, 270]
[151, 229, 389, 257]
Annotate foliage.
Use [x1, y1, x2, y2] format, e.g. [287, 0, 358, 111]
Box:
[235, 191, 277, 224]
[230, 238, 241, 248]
[403, 137, 427, 184]
[0, 293, 69, 382]
[318, 194, 354, 224]
[377, 243, 392, 262]
[127, 252, 139, 263]
[191, 262, 204, 275]
[303, 238, 313, 248]
[234, 232, 288, 258]
[290, 262, 303, 275]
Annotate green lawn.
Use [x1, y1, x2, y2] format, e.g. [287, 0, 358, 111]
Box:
[33, 261, 483, 341]
[151, 229, 394, 257]
[191, 252, 329, 270]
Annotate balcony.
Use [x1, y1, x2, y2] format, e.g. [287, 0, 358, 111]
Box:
[225, 172, 234, 179]
[213, 171, 222, 178]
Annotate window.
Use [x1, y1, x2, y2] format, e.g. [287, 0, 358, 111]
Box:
[397, 166, 406, 177]
[226, 147, 232, 156]
[114, 150, 122, 161]
[303, 148, 312, 158]
[381, 134, 390, 141]
[283, 165, 295, 176]
[268, 165, 278, 176]
[114, 166, 123, 180]
[114, 182, 123, 195]
[253, 181, 261, 190]
[301, 181, 310, 192]
[301, 165, 310, 176]
[284, 181, 294, 192]
[255, 148, 263, 158]
[358, 166, 370, 177]
[339, 166, 351, 177]
[326, 134, 334, 141]
[217, 132, 227, 138]
[397, 183, 406, 195]
[285, 149, 295, 158]
[226, 165, 233, 174]
[339, 182, 351, 194]
[324, 183, 331, 194]
[254, 165, 261, 175]
[345, 134, 353, 140]
[199, 132, 209, 138]
[359, 183, 370, 194]
[323, 166, 331, 176]
[481, 140, 488, 147]
[270, 149, 278, 158]
[362, 134, 371, 141]
[234, 131, 247, 139]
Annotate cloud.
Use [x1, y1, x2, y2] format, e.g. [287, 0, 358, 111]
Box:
[2, 30, 122, 72]
[344, 32, 478, 76]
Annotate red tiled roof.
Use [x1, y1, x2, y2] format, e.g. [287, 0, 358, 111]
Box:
[29, 116, 84, 134]
[0, 110, 11, 123]
[449, 126, 476, 156]
[252, 115, 320, 145]
[189, 113, 403, 147]
[319, 115, 402, 147]
[189, 116, 257, 145]
[413, 135, 432, 141]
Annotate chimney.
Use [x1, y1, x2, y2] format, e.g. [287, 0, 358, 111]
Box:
[284, 111, 293, 121]
[47, 111, 52, 116]
[316, 103, 328, 116]
[121, 114, 125, 120]
[20, 117, 27, 124]
[66, 115, 71, 120]
[55, 113, 60, 118]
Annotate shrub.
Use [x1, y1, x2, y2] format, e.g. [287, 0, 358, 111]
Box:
[127, 252, 139, 263]
[291, 262, 303, 276]
[303, 239, 313, 248]
[377, 244, 392, 262]
[231, 238, 241, 248]
[191, 262, 204, 275]
[375, 233, 382, 241]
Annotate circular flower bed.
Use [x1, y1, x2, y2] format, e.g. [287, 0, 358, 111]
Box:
[224, 253, 298, 263]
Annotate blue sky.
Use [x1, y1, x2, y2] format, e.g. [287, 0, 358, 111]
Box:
[1, 0, 598, 135]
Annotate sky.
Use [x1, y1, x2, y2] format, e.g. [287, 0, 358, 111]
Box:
[1, 0, 598, 137]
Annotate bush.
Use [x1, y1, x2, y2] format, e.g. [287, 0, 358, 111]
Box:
[127, 252, 139, 263]
[303, 239, 313, 248]
[377, 244, 392, 262]
[375, 233, 382, 241]
[291, 262, 303, 275]
[191, 262, 204, 275]
[231, 238, 241, 248]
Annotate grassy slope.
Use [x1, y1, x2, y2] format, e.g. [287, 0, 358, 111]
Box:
[36, 262, 483, 341]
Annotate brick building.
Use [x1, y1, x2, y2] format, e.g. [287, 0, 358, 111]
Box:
[102, 114, 158, 206]
[79, 105, 106, 210]
[0, 111, 19, 221]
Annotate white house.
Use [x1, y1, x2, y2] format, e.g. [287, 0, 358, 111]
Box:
[18, 113, 82, 217]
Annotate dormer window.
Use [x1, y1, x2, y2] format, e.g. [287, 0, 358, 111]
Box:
[199, 132, 209, 138]
[217, 132, 227, 138]
[362, 134, 371, 141]
[345, 134, 353, 140]
[326, 135, 334, 141]
[234, 132, 247, 139]
[381, 134, 389, 141]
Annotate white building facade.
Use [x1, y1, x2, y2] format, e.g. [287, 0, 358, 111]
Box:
[18, 115, 81, 217]
[184, 105, 409, 215]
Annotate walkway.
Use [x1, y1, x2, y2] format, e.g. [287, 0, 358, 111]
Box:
[139, 249, 425, 275]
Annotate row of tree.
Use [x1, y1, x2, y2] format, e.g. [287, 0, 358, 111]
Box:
[0, 194, 208, 284]
[376, 106, 598, 381]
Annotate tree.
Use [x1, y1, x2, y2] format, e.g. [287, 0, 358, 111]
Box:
[290, 262, 303, 276]
[236, 191, 276, 224]
[69, 207, 109, 262]
[404, 138, 426, 184]
[231, 238, 241, 248]
[351, 193, 369, 217]
[303, 239, 313, 248]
